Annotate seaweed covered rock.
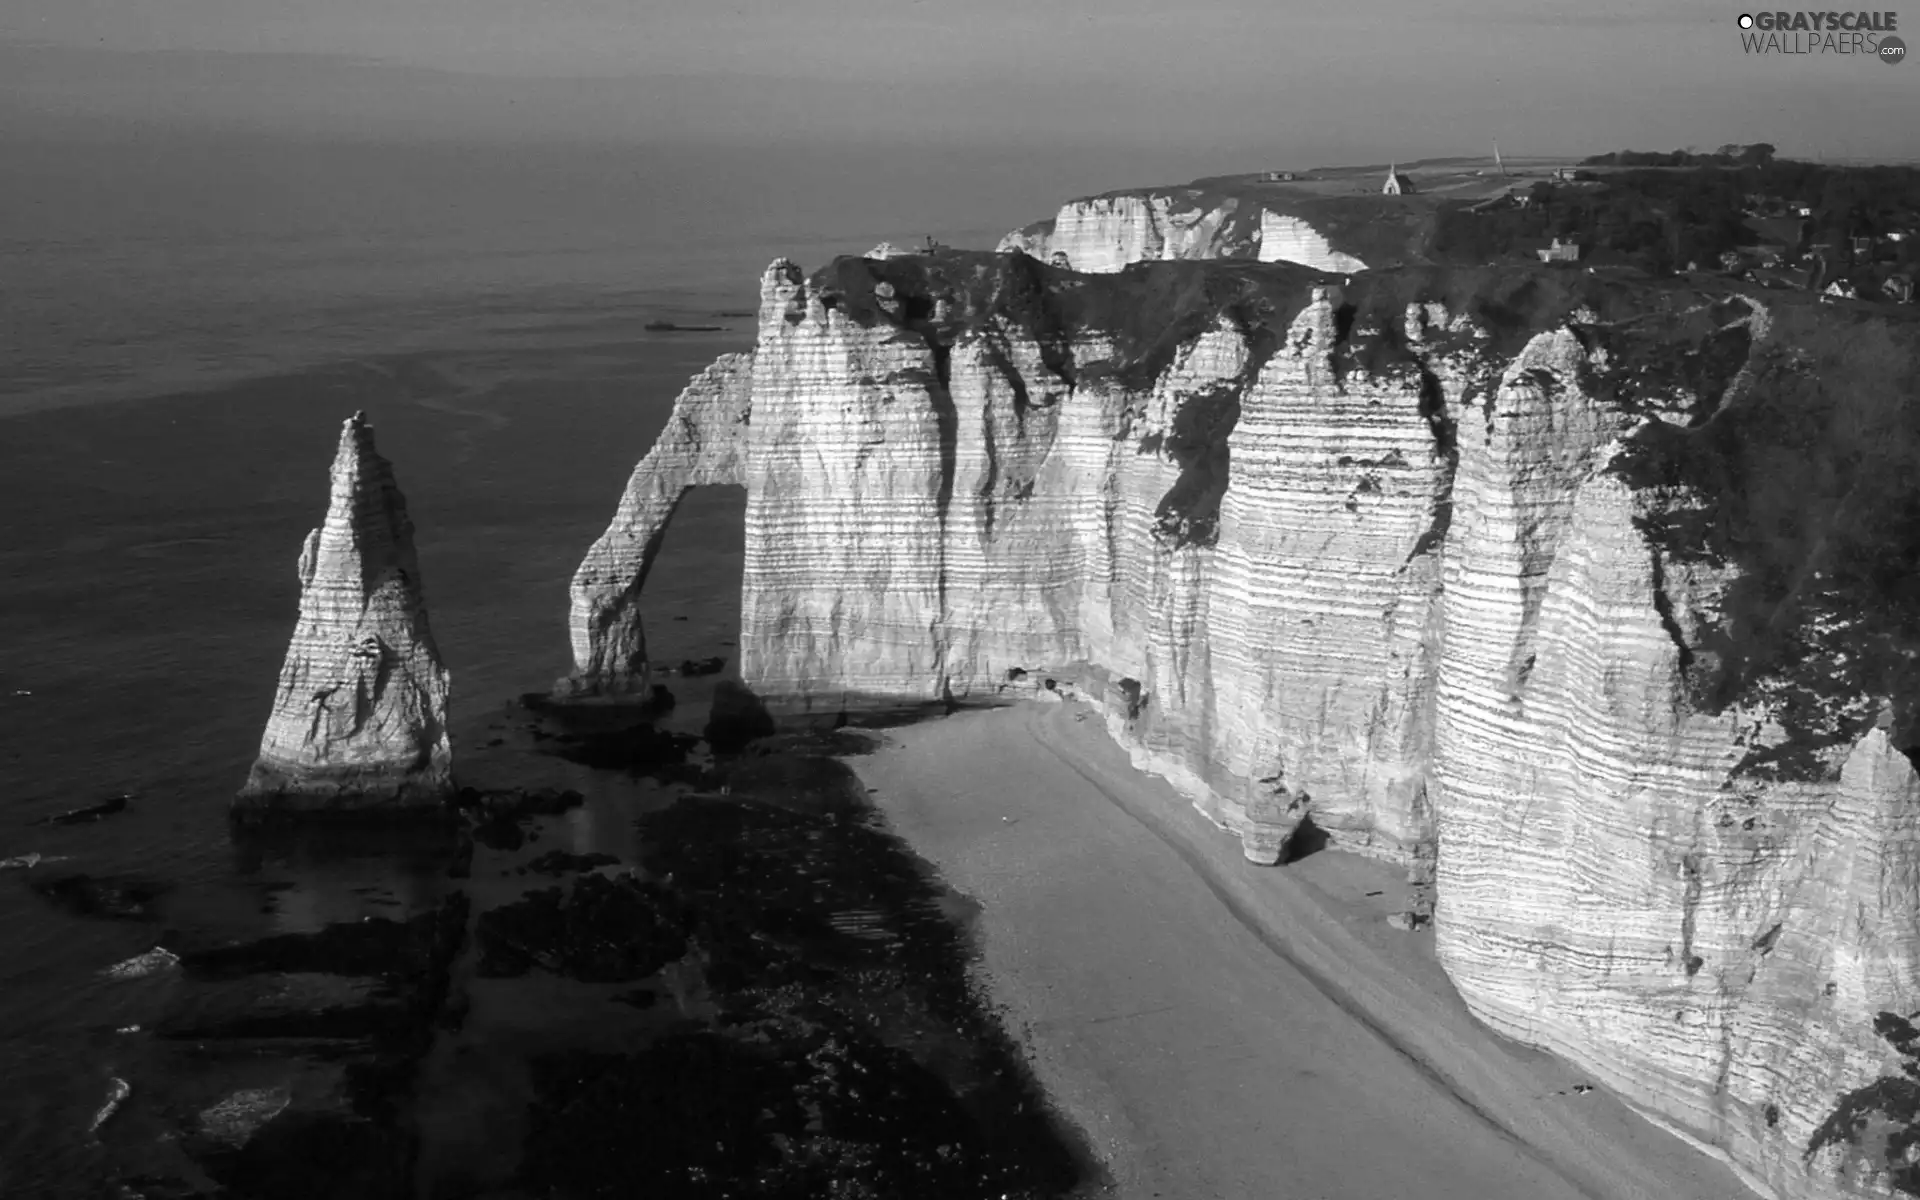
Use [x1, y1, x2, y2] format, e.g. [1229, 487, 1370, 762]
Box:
[517, 1015, 1012, 1200]
[475, 872, 688, 982]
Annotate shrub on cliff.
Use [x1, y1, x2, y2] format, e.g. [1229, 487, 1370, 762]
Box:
[1613, 303, 1920, 778]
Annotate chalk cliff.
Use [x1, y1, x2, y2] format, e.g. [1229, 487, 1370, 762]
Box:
[564, 354, 752, 695]
[998, 186, 1378, 274]
[567, 247, 1920, 1200]
[239, 412, 452, 814]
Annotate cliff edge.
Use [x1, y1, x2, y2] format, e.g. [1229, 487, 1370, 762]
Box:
[567, 246, 1920, 1200]
[997, 181, 1434, 274]
[238, 411, 453, 815]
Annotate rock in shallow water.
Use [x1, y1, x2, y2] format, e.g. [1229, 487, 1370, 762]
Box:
[236, 411, 452, 817]
[196, 1086, 292, 1148]
[31, 874, 168, 920]
[34, 793, 131, 826]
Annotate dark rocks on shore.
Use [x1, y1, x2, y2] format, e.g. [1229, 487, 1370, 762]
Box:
[454, 786, 586, 818]
[33, 793, 131, 826]
[677, 656, 727, 677]
[524, 849, 621, 876]
[540, 722, 698, 775]
[704, 680, 777, 755]
[469, 810, 528, 852]
[446, 830, 475, 879]
[123, 681, 1089, 1198]
[189, 1111, 416, 1200]
[494, 746, 1092, 1199]
[517, 1014, 1010, 1199]
[149, 892, 471, 1198]
[175, 895, 470, 986]
[475, 872, 689, 982]
[110, 1174, 207, 1200]
[30, 873, 168, 920]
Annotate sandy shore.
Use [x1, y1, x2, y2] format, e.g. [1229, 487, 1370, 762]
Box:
[852, 700, 1751, 1200]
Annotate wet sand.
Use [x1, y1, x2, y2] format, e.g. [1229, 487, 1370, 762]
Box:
[852, 700, 1753, 1200]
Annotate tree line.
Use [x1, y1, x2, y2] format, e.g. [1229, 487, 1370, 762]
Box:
[1432, 153, 1920, 278]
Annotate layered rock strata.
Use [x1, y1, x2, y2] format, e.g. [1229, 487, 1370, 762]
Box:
[568, 248, 1920, 1200]
[239, 412, 452, 813]
[998, 189, 1369, 273]
[563, 354, 752, 695]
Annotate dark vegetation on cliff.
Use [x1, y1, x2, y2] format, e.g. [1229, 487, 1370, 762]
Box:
[1611, 300, 1920, 779]
[811, 252, 1731, 552]
[1146, 381, 1248, 547]
[1570, 297, 1757, 425]
[814, 251, 1693, 392]
[1805, 1010, 1920, 1195]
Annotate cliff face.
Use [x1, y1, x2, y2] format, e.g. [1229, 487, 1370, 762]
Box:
[999, 188, 1370, 274]
[240, 412, 452, 813]
[564, 354, 752, 695]
[568, 248, 1920, 1200]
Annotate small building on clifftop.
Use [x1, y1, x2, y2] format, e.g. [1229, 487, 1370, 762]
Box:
[1537, 237, 1581, 264]
[1382, 164, 1415, 195]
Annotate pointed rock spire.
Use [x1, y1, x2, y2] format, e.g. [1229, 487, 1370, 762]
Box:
[237, 411, 452, 816]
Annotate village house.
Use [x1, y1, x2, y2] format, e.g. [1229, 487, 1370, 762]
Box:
[1382, 164, 1415, 195]
[1265, 171, 1297, 182]
[1537, 237, 1580, 264]
[1885, 274, 1916, 304]
[1823, 280, 1859, 303]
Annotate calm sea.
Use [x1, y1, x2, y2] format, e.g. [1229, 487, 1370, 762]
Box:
[0, 129, 1236, 1194]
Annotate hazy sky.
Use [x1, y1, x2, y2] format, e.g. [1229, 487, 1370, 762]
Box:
[2, 0, 1915, 161]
